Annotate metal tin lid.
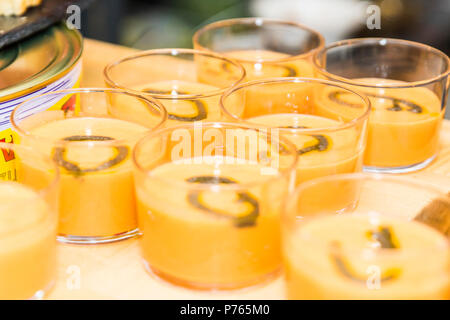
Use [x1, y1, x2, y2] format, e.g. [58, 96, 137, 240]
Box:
[0, 23, 82, 102]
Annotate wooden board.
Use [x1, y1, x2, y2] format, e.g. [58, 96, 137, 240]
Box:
[46, 39, 450, 300]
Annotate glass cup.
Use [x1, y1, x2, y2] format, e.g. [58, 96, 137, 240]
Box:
[0, 143, 59, 299]
[221, 77, 371, 184]
[104, 48, 246, 125]
[313, 38, 450, 173]
[283, 173, 450, 300]
[193, 17, 325, 81]
[11, 88, 167, 244]
[133, 122, 298, 290]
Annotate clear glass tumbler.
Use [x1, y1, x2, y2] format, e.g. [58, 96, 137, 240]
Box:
[314, 38, 450, 173]
[283, 173, 450, 299]
[133, 122, 298, 290]
[193, 17, 324, 81]
[221, 77, 370, 184]
[0, 143, 59, 299]
[11, 88, 167, 244]
[104, 48, 246, 125]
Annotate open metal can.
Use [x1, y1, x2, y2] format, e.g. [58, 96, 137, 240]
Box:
[0, 23, 82, 177]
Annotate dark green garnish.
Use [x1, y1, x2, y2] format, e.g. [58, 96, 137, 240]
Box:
[282, 65, 297, 77]
[328, 91, 364, 109]
[367, 226, 399, 249]
[221, 62, 233, 74]
[280, 125, 329, 156]
[222, 61, 297, 77]
[330, 241, 400, 283]
[297, 134, 328, 155]
[328, 90, 423, 113]
[53, 135, 129, 176]
[186, 175, 259, 228]
[144, 89, 207, 122]
[385, 97, 422, 113]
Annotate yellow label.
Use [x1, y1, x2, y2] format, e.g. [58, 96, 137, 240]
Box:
[47, 76, 82, 113]
[0, 128, 19, 181]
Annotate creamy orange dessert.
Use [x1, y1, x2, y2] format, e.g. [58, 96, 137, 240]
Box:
[0, 181, 56, 299]
[131, 80, 222, 124]
[137, 156, 285, 289]
[248, 114, 363, 183]
[284, 213, 450, 300]
[222, 50, 316, 118]
[315, 78, 443, 168]
[22, 117, 148, 239]
[225, 50, 315, 80]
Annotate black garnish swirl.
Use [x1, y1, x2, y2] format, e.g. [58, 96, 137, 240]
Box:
[330, 241, 400, 283]
[53, 135, 128, 176]
[279, 125, 329, 156]
[224, 62, 297, 77]
[367, 226, 398, 249]
[282, 65, 297, 77]
[143, 89, 207, 122]
[186, 175, 259, 228]
[328, 90, 423, 113]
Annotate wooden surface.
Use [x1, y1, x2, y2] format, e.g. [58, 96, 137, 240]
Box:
[46, 39, 450, 300]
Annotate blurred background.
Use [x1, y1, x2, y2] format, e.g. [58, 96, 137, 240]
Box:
[80, 0, 450, 55]
[80, 0, 450, 117]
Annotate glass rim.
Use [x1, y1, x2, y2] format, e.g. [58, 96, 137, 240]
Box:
[285, 172, 450, 255]
[10, 87, 168, 147]
[132, 121, 299, 191]
[220, 77, 372, 134]
[103, 48, 247, 99]
[313, 37, 450, 89]
[193, 17, 325, 63]
[0, 142, 60, 198]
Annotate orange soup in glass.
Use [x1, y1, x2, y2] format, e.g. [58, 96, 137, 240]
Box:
[104, 49, 245, 126]
[12, 89, 167, 244]
[314, 38, 449, 173]
[0, 143, 58, 299]
[133, 122, 297, 289]
[194, 18, 324, 112]
[193, 18, 324, 81]
[283, 173, 450, 300]
[221, 78, 370, 184]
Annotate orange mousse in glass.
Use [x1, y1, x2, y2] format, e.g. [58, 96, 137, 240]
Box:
[248, 113, 363, 183]
[313, 38, 449, 172]
[285, 213, 450, 300]
[137, 158, 283, 289]
[220, 78, 370, 184]
[12, 89, 166, 243]
[315, 78, 443, 169]
[133, 123, 297, 289]
[193, 17, 324, 82]
[224, 50, 315, 80]
[0, 181, 56, 299]
[132, 81, 222, 123]
[26, 117, 148, 240]
[103, 49, 245, 126]
[283, 173, 450, 300]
